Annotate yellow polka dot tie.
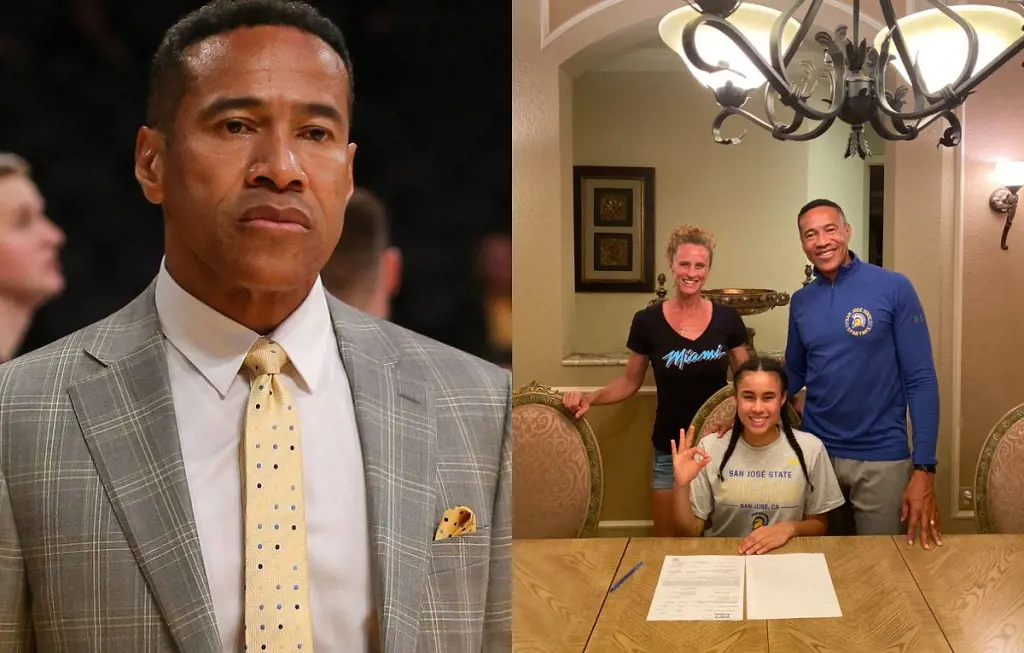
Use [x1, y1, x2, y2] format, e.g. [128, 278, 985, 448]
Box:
[242, 338, 314, 652]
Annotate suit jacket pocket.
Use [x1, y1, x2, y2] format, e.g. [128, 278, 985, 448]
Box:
[429, 528, 491, 574]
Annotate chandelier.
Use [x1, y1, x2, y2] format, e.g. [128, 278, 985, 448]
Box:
[658, 0, 1024, 157]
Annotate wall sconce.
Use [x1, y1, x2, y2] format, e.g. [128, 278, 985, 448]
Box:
[990, 161, 1024, 251]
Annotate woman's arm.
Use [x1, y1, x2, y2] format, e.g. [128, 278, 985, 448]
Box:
[670, 437, 713, 537]
[562, 353, 649, 418]
[727, 345, 749, 372]
[671, 481, 706, 537]
[788, 512, 828, 537]
[737, 512, 828, 554]
[587, 353, 649, 405]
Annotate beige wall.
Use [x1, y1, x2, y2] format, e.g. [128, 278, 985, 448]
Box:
[959, 61, 1024, 497]
[514, 0, 1020, 534]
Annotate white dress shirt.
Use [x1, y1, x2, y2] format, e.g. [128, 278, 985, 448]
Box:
[154, 261, 372, 652]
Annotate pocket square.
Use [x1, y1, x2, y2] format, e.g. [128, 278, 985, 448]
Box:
[434, 505, 477, 540]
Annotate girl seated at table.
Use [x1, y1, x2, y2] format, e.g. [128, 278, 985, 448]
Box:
[670, 357, 844, 554]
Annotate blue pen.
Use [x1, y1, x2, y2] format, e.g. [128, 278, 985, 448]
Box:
[609, 561, 644, 592]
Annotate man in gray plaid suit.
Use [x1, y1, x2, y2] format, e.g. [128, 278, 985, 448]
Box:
[0, 2, 510, 652]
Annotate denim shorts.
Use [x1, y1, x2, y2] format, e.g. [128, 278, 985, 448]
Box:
[652, 451, 674, 491]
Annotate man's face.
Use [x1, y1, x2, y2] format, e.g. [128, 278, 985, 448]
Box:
[137, 25, 356, 292]
[0, 174, 65, 307]
[798, 206, 851, 277]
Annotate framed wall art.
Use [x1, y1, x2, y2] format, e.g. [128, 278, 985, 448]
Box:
[573, 165, 656, 293]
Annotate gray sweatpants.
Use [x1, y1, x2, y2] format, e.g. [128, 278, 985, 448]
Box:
[826, 456, 913, 536]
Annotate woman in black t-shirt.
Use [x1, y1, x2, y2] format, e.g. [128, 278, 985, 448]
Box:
[562, 225, 749, 536]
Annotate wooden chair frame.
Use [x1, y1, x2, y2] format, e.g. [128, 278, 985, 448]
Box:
[512, 381, 605, 538]
[974, 402, 1024, 533]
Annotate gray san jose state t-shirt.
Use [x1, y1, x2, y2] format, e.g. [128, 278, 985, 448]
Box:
[689, 428, 845, 537]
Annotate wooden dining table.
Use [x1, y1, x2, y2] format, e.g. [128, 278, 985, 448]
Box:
[512, 534, 1024, 653]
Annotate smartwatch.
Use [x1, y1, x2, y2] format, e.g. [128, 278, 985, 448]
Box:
[913, 463, 937, 474]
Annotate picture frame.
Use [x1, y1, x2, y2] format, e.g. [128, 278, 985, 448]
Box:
[573, 165, 656, 293]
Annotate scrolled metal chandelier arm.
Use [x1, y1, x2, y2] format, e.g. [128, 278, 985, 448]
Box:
[770, 0, 824, 69]
[920, 0, 980, 93]
[762, 0, 850, 121]
[760, 61, 835, 137]
[773, 115, 839, 141]
[770, 17, 848, 120]
[878, 0, 980, 106]
[711, 107, 765, 144]
[872, 3, 984, 123]
[764, 0, 852, 121]
[874, 0, 935, 104]
[680, 11, 847, 121]
[681, 15, 791, 95]
[710, 103, 837, 144]
[871, 105, 961, 146]
[873, 41, 925, 122]
[925, 109, 964, 148]
[763, 84, 807, 136]
[934, 21, 1024, 100]
[787, 52, 847, 120]
[712, 76, 837, 147]
[870, 110, 916, 141]
[873, 0, 1024, 125]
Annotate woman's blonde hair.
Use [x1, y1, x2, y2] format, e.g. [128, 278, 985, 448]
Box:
[666, 224, 715, 265]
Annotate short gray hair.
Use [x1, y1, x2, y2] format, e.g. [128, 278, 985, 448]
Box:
[0, 152, 31, 180]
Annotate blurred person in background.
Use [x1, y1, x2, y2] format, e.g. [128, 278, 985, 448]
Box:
[477, 232, 511, 369]
[0, 152, 64, 363]
[321, 186, 402, 319]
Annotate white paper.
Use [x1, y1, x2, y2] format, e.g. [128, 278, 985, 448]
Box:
[745, 553, 842, 620]
[646, 555, 745, 621]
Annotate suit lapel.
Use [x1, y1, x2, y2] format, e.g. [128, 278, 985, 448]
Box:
[69, 287, 219, 653]
[329, 299, 436, 653]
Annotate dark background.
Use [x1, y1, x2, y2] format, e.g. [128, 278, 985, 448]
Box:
[0, 0, 510, 361]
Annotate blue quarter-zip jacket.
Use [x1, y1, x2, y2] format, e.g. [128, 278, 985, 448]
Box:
[785, 251, 939, 465]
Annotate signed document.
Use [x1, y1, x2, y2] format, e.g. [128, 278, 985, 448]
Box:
[646, 555, 745, 621]
[746, 553, 842, 620]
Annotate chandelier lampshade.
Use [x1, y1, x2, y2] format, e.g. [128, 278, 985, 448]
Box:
[659, 5, 801, 91]
[873, 5, 1024, 92]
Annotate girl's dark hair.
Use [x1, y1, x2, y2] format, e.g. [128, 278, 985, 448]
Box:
[717, 357, 814, 492]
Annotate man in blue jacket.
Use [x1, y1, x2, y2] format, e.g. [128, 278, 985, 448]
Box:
[786, 198, 942, 549]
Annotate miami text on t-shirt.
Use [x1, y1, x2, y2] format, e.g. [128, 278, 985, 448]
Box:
[661, 344, 727, 371]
